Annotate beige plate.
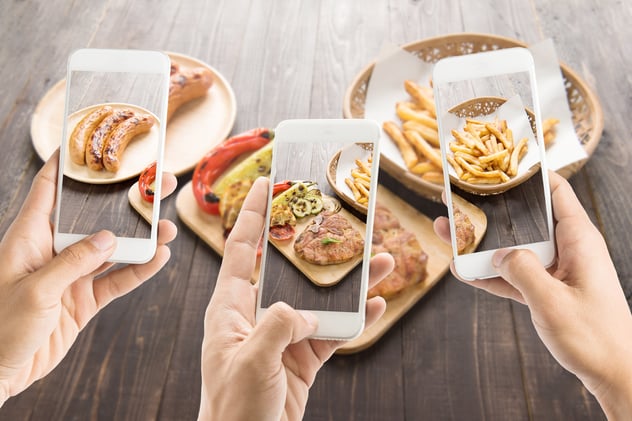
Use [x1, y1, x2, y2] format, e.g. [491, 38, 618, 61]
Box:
[336, 187, 487, 354]
[31, 52, 237, 179]
[62, 103, 159, 183]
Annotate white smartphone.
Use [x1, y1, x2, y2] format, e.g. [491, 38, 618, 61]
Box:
[433, 48, 555, 280]
[54, 49, 170, 263]
[256, 119, 381, 340]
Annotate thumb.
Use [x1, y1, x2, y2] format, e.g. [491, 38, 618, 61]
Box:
[246, 302, 318, 357]
[493, 248, 559, 309]
[33, 230, 116, 295]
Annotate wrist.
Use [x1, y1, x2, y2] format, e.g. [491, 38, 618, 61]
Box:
[592, 345, 632, 420]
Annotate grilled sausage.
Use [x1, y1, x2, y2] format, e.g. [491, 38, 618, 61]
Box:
[102, 114, 155, 172]
[68, 106, 113, 165]
[85, 109, 135, 171]
[167, 67, 213, 120]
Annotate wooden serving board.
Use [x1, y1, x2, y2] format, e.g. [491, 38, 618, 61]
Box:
[130, 180, 486, 352]
[129, 180, 261, 282]
[269, 206, 365, 287]
[336, 186, 486, 354]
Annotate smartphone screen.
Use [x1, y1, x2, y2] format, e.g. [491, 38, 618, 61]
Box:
[257, 119, 380, 339]
[55, 49, 169, 263]
[433, 49, 554, 279]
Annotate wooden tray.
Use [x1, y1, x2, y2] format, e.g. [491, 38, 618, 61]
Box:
[269, 205, 366, 287]
[31, 52, 237, 177]
[336, 187, 486, 354]
[342, 33, 604, 200]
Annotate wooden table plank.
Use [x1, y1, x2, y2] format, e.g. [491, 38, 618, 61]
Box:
[1, 0, 630, 419]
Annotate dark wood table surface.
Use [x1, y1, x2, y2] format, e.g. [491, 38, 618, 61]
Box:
[1, 1, 630, 420]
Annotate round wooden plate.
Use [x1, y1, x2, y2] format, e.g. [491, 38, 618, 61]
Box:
[31, 52, 237, 180]
[60, 103, 160, 184]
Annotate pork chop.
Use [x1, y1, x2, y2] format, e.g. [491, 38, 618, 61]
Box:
[293, 212, 364, 265]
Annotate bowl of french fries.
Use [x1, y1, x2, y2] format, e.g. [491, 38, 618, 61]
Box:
[444, 96, 540, 195]
[326, 143, 374, 214]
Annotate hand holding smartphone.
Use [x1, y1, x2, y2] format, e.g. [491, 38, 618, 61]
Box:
[433, 48, 555, 280]
[256, 119, 381, 340]
[54, 49, 170, 263]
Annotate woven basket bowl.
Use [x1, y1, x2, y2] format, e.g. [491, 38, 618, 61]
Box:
[342, 33, 604, 200]
[448, 96, 539, 195]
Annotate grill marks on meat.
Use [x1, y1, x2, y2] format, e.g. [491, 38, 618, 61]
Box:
[293, 212, 364, 265]
[368, 205, 428, 299]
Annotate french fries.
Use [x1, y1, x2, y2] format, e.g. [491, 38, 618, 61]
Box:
[449, 118, 527, 184]
[383, 80, 443, 184]
[383, 80, 560, 186]
[345, 155, 373, 205]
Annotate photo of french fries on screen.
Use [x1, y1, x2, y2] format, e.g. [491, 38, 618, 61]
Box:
[344, 155, 373, 206]
[383, 80, 560, 187]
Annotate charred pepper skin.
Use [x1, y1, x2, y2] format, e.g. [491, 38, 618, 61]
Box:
[192, 128, 273, 214]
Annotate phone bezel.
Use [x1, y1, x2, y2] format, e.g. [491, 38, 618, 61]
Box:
[433, 48, 556, 280]
[53, 49, 171, 264]
[256, 118, 381, 340]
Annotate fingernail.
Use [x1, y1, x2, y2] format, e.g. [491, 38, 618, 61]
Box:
[299, 311, 319, 328]
[89, 231, 116, 251]
[492, 248, 512, 267]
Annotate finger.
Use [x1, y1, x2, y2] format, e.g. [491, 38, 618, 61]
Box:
[92, 243, 171, 310]
[160, 172, 178, 200]
[548, 171, 589, 222]
[433, 216, 451, 244]
[246, 301, 318, 357]
[492, 248, 560, 309]
[157, 219, 178, 245]
[368, 253, 395, 289]
[218, 177, 269, 285]
[450, 259, 526, 304]
[308, 295, 388, 363]
[18, 149, 59, 222]
[365, 296, 387, 328]
[30, 230, 116, 296]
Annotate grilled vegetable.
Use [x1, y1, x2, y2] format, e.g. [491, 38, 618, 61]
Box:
[212, 141, 273, 199]
[192, 128, 272, 214]
[139, 161, 157, 203]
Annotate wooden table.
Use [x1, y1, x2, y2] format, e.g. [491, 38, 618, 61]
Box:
[1, 1, 630, 419]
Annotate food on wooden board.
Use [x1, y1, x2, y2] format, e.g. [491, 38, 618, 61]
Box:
[269, 181, 332, 241]
[68, 105, 154, 173]
[69, 105, 113, 165]
[293, 212, 364, 265]
[167, 62, 214, 121]
[383, 80, 559, 185]
[102, 114, 155, 172]
[368, 204, 428, 299]
[85, 108, 136, 170]
[191, 127, 272, 213]
[138, 161, 157, 203]
[453, 204, 476, 255]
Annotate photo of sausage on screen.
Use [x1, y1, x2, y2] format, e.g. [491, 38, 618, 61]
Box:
[57, 69, 167, 239]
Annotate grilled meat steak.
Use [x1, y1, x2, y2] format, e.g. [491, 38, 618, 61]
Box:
[293, 212, 364, 265]
[368, 205, 428, 299]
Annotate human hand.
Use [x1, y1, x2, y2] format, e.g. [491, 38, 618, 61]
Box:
[434, 171, 632, 419]
[0, 151, 178, 407]
[198, 177, 394, 421]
